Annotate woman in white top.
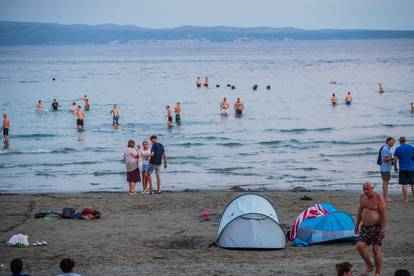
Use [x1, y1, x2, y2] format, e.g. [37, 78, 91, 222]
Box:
[123, 140, 140, 195]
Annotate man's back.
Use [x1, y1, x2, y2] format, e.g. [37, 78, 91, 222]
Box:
[395, 144, 414, 170]
[150, 143, 165, 165]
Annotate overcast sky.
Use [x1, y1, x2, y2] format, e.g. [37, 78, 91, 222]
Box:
[1, 0, 413, 30]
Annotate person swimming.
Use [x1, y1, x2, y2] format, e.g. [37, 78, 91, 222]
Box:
[36, 100, 43, 111]
[411, 102, 414, 113]
[110, 104, 121, 128]
[71, 102, 77, 113]
[345, 92, 353, 105]
[204, 77, 208, 87]
[84, 99, 90, 111]
[196, 77, 201, 88]
[331, 93, 338, 106]
[234, 98, 244, 117]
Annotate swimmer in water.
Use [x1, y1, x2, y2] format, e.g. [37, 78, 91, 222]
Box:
[81, 95, 88, 103]
[110, 104, 121, 128]
[76, 106, 85, 130]
[166, 105, 173, 128]
[331, 93, 338, 106]
[36, 100, 43, 111]
[196, 77, 201, 88]
[1, 114, 10, 144]
[345, 92, 353, 105]
[411, 102, 414, 113]
[378, 83, 384, 93]
[51, 99, 60, 111]
[234, 98, 244, 117]
[204, 77, 208, 87]
[175, 102, 182, 125]
[71, 102, 77, 113]
[220, 97, 229, 115]
[84, 99, 90, 111]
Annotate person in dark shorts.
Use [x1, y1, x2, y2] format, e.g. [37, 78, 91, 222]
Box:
[51, 99, 60, 111]
[175, 102, 182, 125]
[234, 98, 244, 117]
[394, 136, 414, 202]
[123, 140, 140, 195]
[166, 106, 173, 128]
[146, 135, 167, 194]
[75, 106, 84, 130]
[355, 182, 386, 276]
[1, 114, 10, 144]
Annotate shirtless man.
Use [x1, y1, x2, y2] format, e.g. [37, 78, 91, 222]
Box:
[204, 77, 209, 87]
[110, 105, 121, 128]
[175, 102, 182, 125]
[345, 92, 353, 105]
[84, 99, 90, 111]
[411, 102, 414, 113]
[71, 102, 77, 113]
[234, 98, 244, 116]
[166, 106, 173, 128]
[378, 83, 384, 93]
[51, 99, 60, 111]
[220, 97, 229, 115]
[76, 106, 85, 130]
[36, 100, 43, 111]
[1, 114, 10, 144]
[331, 93, 338, 106]
[355, 182, 386, 276]
[196, 77, 201, 88]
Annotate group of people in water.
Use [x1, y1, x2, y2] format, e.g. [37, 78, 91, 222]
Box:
[220, 97, 244, 116]
[196, 76, 209, 88]
[329, 83, 388, 106]
[165, 102, 182, 128]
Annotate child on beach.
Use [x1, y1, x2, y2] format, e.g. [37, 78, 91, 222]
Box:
[140, 140, 151, 193]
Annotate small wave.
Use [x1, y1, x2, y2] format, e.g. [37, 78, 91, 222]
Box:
[12, 133, 57, 139]
[0, 147, 77, 155]
[258, 140, 282, 146]
[169, 156, 209, 160]
[176, 142, 205, 147]
[217, 142, 243, 147]
[92, 171, 124, 176]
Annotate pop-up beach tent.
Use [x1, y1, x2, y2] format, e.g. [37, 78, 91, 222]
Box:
[290, 203, 355, 246]
[217, 193, 286, 249]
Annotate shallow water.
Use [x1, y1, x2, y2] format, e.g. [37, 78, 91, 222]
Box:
[0, 40, 413, 193]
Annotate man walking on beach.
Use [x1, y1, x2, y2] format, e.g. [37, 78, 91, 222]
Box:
[146, 135, 167, 194]
[378, 137, 395, 202]
[393, 136, 414, 202]
[355, 182, 386, 276]
[1, 114, 10, 144]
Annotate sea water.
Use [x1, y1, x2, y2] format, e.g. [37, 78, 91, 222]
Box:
[0, 40, 413, 193]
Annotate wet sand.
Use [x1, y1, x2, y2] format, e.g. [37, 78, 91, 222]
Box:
[0, 190, 413, 275]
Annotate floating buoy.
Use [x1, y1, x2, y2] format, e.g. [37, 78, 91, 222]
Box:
[52, 78, 56, 81]
[227, 84, 231, 87]
[216, 84, 220, 88]
[253, 84, 258, 90]
[231, 85, 236, 90]
[266, 85, 271, 90]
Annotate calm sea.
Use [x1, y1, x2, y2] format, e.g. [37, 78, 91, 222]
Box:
[0, 40, 413, 193]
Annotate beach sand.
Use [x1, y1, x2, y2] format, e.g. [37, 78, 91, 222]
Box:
[0, 189, 413, 275]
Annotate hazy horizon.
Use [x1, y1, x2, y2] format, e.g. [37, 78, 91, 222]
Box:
[1, 0, 414, 30]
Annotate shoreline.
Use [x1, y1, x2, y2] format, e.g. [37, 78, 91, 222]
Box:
[1, 190, 413, 275]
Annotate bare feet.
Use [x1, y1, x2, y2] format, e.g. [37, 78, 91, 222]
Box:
[361, 265, 373, 276]
[384, 198, 392, 202]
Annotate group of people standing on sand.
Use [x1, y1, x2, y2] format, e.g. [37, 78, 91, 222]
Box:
[123, 135, 167, 195]
[165, 102, 182, 128]
[220, 97, 244, 116]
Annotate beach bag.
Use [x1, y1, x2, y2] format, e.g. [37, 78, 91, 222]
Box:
[62, 208, 76, 219]
[377, 146, 384, 166]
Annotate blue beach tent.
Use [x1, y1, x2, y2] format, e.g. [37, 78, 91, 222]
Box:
[217, 193, 286, 249]
[293, 203, 356, 246]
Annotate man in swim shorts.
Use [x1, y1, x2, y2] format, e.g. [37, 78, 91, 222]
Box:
[331, 93, 338, 106]
[1, 114, 10, 144]
[51, 99, 60, 111]
[36, 100, 43, 111]
[84, 99, 90, 111]
[393, 136, 414, 202]
[220, 97, 229, 115]
[146, 135, 167, 194]
[355, 182, 386, 276]
[175, 102, 182, 125]
[234, 98, 244, 116]
[204, 77, 208, 87]
[75, 106, 84, 130]
[345, 92, 353, 105]
[378, 83, 384, 93]
[166, 106, 173, 128]
[411, 102, 414, 113]
[196, 77, 201, 88]
[110, 104, 120, 128]
[71, 102, 77, 113]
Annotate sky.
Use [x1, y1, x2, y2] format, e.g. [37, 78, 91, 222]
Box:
[0, 0, 414, 30]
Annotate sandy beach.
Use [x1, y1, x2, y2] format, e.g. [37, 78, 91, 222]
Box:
[0, 189, 413, 275]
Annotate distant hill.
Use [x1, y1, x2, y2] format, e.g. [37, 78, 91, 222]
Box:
[1, 21, 414, 45]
